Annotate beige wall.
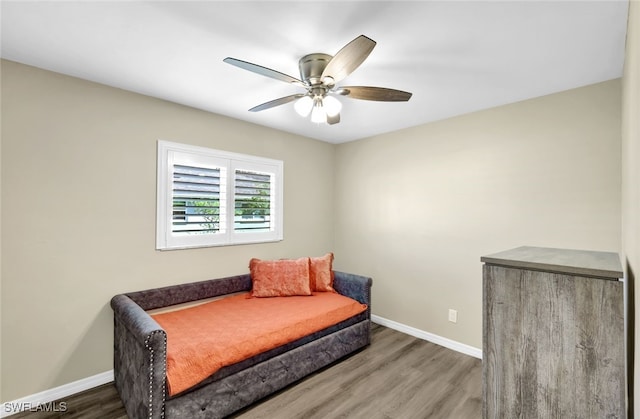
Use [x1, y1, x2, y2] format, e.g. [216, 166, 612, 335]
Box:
[334, 80, 622, 349]
[623, 0, 640, 413]
[0, 60, 335, 401]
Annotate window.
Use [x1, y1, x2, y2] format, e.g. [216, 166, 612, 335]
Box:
[157, 140, 283, 250]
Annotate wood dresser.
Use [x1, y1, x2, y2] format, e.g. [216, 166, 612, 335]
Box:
[481, 246, 625, 418]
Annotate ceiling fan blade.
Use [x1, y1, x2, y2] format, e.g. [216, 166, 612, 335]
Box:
[224, 57, 305, 87]
[327, 112, 340, 125]
[249, 94, 305, 112]
[337, 86, 412, 102]
[321, 35, 376, 84]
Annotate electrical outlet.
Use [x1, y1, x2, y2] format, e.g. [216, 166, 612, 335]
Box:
[448, 309, 458, 323]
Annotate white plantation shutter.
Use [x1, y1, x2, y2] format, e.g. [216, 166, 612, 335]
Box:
[172, 164, 224, 235]
[157, 141, 283, 250]
[234, 169, 273, 232]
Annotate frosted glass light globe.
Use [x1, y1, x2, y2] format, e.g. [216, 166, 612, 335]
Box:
[294, 96, 313, 117]
[323, 96, 342, 117]
[310, 98, 326, 123]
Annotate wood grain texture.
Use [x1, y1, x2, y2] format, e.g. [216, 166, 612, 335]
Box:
[483, 264, 625, 419]
[11, 324, 481, 419]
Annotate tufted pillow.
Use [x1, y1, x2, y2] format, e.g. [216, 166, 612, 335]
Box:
[249, 257, 312, 297]
[310, 253, 335, 292]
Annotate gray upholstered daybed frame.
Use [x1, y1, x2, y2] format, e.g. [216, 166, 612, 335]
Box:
[110, 271, 372, 419]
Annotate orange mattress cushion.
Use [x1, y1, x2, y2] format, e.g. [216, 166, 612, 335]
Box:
[151, 291, 367, 396]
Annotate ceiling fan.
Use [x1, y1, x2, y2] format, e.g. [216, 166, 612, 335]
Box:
[223, 35, 412, 125]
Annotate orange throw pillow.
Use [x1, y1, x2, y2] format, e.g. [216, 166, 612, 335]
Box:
[310, 253, 335, 292]
[249, 257, 312, 297]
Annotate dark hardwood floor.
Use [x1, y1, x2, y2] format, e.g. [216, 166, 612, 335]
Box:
[11, 324, 481, 418]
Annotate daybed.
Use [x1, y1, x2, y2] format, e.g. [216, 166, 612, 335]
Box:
[111, 270, 372, 419]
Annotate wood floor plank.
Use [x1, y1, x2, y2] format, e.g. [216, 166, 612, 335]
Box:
[10, 325, 481, 418]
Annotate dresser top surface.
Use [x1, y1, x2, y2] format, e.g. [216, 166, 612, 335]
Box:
[481, 246, 623, 279]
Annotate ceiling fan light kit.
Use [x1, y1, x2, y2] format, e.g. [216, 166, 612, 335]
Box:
[224, 35, 412, 125]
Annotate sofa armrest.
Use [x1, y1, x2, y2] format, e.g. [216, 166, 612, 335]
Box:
[111, 294, 165, 342]
[111, 294, 167, 419]
[333, 271, 372, 317]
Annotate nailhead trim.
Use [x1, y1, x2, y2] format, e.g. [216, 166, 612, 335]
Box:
[161, 332, 167, 419]
[145, 331, 167, 419]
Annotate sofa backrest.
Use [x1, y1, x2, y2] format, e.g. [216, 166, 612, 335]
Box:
[124, 274, 252, 310]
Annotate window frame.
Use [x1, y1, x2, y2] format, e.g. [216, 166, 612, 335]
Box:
[156, 140, 284, 250]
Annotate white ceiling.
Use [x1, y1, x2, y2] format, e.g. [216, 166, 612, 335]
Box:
[0, 1, 629, 144]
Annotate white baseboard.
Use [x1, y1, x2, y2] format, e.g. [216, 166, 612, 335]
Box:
[371, 314, 483, 359]
[1, 370, 114, 418]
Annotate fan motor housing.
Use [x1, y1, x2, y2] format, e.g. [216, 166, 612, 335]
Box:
[298, 53, 332, 86]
